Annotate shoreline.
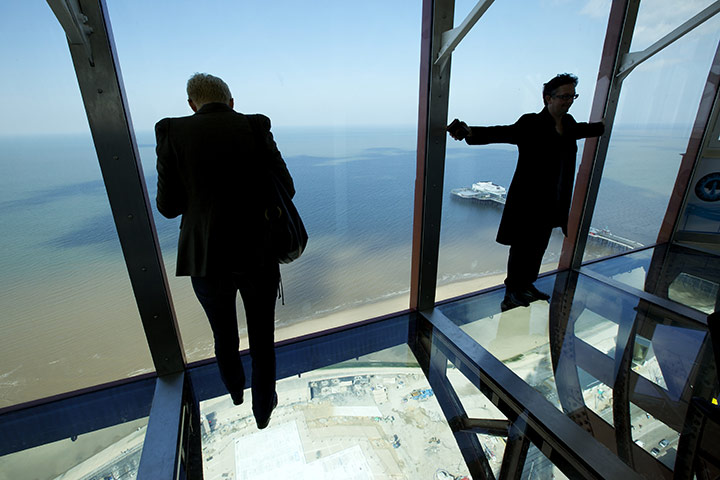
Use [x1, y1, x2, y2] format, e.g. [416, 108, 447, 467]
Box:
[1, 263, 556, 408]
[275, 261, 559, 342]
[274, 270, 510, 342]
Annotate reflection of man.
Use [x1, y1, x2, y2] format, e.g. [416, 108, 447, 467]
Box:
[448, 73, 604, 310]
[156, 73, 294, 429]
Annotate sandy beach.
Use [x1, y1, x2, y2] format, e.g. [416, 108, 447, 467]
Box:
[274, 261, 559, 343]
[273, 271, 506, 342]
[0, 261, 558, 409]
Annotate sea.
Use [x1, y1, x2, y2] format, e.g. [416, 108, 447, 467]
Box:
[0, 124, 690, 406]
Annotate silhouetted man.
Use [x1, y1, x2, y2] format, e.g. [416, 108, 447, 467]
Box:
[156, 73, 294, 428]
[448, 73, 604, 310]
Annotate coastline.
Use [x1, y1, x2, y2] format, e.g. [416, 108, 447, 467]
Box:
[0, 263, 556, 408]
[273, 266, 549, 342]
[275, 260, 559, 342]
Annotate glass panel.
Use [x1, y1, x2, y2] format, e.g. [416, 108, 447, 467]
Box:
[0, 379, 154, 480]
[577, 367, 613, 424]
[575, 311, 620, 357]
[630, 402, 679, 467]
[438, 275, 562, 409]
[106, 1, 420, 362]
[0, 2, 154, 407]
[447, 360, 508, 478]
[568, 274, 713, 401]
[629, 0, 718, 52]
[633, 333, 669, 390]
[584, 14, 720, 262]
[522, 443, 570, 480]
[438, 269, 718, 477]
[477, 433, 504, 478]
[439, 0, 611, 300]
[583, 244, 720, 314]
[198, 345, 470, 479]
[0, 418, 148, 480]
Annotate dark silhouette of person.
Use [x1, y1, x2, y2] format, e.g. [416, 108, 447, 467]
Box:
[156, 73, 294, 428]
[448, 73, 604, 310]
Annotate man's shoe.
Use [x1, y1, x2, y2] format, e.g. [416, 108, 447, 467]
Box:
[501, 290, 530, 311]
[524, 284, 550, 302]
[255, 393, 278, 430]
[231, 391, 244, 406]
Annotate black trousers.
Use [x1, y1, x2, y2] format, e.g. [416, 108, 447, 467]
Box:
[504, 225, 553, 291]
[191, 263, 279, 414]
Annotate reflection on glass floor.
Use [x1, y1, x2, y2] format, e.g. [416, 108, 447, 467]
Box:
[0, 418, 148, 480]
[583, 244, 720, 314]
[0, 378, 154, 480]
[2, 246, 716, 479]
[198, 345, 470, 480]
[434, 265, 718, 479]
[439, 276, 563, 410]
[446, 362, 508, 478]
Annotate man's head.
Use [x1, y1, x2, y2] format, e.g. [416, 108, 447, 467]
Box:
[186, 73, 233, 112]
[543, 73, 578, 118]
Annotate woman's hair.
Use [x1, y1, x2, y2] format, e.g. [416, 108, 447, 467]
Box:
[186, 73, 232, 105]
[542, 73, 578, 104]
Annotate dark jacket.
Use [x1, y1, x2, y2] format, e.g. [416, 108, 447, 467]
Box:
[155, 102, 294, 276]
[467, 107, 604, 245]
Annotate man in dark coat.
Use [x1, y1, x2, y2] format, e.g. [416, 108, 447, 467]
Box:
[156, 73, 294, 428]
[448, 73, 604, 310]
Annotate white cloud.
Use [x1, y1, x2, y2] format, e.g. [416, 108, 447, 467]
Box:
[631, 0, 718, 47]
[580, 0, 611, 19]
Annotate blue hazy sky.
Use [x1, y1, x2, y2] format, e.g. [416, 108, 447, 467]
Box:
[0, 0, 718, 135]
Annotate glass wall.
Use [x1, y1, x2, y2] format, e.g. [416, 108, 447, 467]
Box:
[0, 3, 154, 408]
[584, 5, 720, 261]
[106, 1, 421, 362]
[438, 0, 611, 301]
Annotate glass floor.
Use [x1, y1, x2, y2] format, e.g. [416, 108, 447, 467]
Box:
[0, 378, 155, 480]
[1, 245, 718, 479]
[582, 243, 720, 315]
[435, 245, 719, 479]
[198, 345, 471, 480]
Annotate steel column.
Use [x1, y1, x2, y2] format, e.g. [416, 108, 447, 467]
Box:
[136, 373, 203, 480]
[611, 311, 639, 469]
[410, 0, 455, 311]
[498, 421, 529, 480]
[47, 0, 185, 373]
[559, 0, 640, 270]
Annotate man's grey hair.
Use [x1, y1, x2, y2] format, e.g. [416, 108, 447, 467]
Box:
[186, 73, 232, 105]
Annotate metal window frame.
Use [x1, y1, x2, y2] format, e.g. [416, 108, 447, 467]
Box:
[136, 373, 203, 480]
[562, 0, 720, 268]
[413, 307, 644, 479]
[559, 0, 640, 270]
[410, 0, 455, 311]
[46, 0, 185, 374]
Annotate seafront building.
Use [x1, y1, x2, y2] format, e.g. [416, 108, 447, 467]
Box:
[1, 1, 719, 479]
